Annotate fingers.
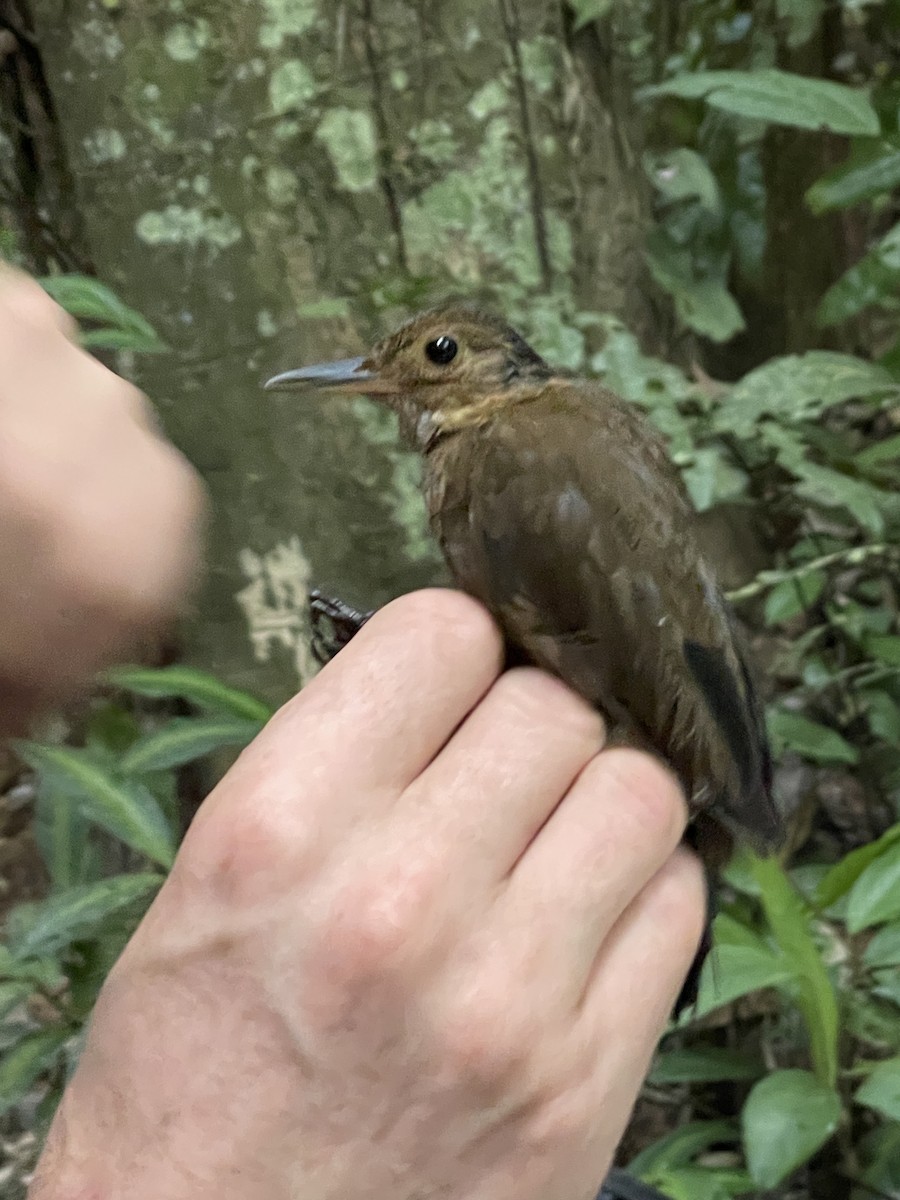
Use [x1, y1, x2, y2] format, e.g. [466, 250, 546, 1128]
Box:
[496, 748, 689, 1002]
[191, 591, 505, 873]
[582, 846, 707, 1053]
[387, 667, 605, 889]
[0, 266, 77, 340]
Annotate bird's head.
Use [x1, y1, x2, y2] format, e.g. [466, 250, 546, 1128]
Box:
[265, 303, 555, 448]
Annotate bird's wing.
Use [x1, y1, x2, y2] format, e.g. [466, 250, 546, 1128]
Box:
[429, 392, 779, 848]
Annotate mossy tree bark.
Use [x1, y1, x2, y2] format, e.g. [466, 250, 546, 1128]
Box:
[18, 0, 654, 701]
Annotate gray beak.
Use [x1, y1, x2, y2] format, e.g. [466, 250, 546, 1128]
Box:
[264, 357, 375, 392]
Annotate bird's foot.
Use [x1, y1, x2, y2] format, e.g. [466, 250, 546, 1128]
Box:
[309, 589, 374, 666]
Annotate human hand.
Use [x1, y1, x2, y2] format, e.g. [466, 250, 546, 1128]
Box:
[0, 267, 205, 728]
[30, 591, 705, 1200]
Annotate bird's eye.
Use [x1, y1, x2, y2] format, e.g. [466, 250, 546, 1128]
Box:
[425, 335, 458, 366]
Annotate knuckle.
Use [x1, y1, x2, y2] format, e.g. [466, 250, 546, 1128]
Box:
[439, 974, 530, 1094]
[317, 858, 437, 986]
[495, 668, 605, 746]
[595, 747, 687, 847]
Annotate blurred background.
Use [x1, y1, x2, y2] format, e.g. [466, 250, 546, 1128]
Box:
[0, 1, 899, 1196]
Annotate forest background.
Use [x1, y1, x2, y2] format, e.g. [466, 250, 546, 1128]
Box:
[0, 0, 899, 1196]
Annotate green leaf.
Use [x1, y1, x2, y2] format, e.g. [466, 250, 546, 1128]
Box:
[753, 856, 839, 1086]
[847, 840, 900, 932]
[40, 274, 165, 351]
[764, 570, 826, 625]
[650, 1167, 751, 1200]
[767, 708, 859, 765]
[642, 69, 879, 136]
[628, 1120, 738, 1175]
[0, 1026, 70, 1114]
[79, 326, 167, 353]
[645, 148, 720, 210]
[682, 449, 748, 512]
[855, 1055, 900, 1121]
[715, 351, 898, 437]
[818, 221, 900, 326]
[815, 822, 900, 908]
[777, 0, 823, 46]
[864, 922, 900, 969]
[15, 742, 176, 869]
[569, 0, 613, 29]
[743, 1070, 841, 1187]
[865, 635, 900, 667]
[692, 942, 795, 1018]
[104, 664, 273, 721]
[0, 982, 32, 1022]
[649, 1046, 763, 1085]
[6, 874, 162, 960]
[807, 142, 900, 212]
[119, 716, 263, 774]
[644, 234, 745, 342]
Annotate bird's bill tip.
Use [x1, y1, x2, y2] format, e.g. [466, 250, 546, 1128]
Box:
[264, 356, 376, 393]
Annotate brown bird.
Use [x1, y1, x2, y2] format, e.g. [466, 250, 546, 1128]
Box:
[266, 303, 782, 885]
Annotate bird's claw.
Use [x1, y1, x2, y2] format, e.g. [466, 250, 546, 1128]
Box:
[309, 588, 373, 665]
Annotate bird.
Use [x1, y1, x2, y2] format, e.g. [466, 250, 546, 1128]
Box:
[265, 303, 783, 985]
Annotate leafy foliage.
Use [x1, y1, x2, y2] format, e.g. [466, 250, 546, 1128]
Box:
[0, 665, 271, 1126]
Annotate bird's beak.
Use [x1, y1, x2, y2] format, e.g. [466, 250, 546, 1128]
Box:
[264, 357, 391, 395]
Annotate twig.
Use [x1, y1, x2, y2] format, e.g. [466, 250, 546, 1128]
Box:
[726, 543, 894, 605]
[497, 0, 553, 292]
[359, 0, 409, 273]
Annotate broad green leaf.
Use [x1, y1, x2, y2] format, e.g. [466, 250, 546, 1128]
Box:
[120, 716, 263, 774]
[649, 1046, 763, 1085]
[767, 708, 859, 765]
[847, 840, 900, 932]
[743, 1071, 841, 1187]
[628, 1120, 738, 1175]
[715, 351, 898, 437]
[104, 664, 273, 721]
[777, 0, 823, 46]
[0, 981, 32, 1022]
[864, 922, 900, 968]
[753, 855, 839, 1086]
[691, 942, 794, 1018]
[807, 142, 900, 212]
[650, 1167, 752, 1200]
[0, 1026, 70, 1113]
[15, 742, 176, 869]
[855, 1055, 900, 1121]
[645, 148, 720, 210]
[682, 449, 747, 512]
[642, 69, 879, 136]
[865, 635, 900, 667]
[863, 690, 900, 743]
[644, 234, 745, 342]
[570, 0, 613, 29]
[855, 431, 900, 470]
[764, 570, 826, 625]
[6, 874, 162, 960]
[0, 947, 62, 989]
[818, 221, 900, 326]
[816, 822, 900, 908]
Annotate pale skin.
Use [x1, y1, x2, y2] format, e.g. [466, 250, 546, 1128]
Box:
[0, 267, 204, 728]
[0, 267, 706, 1200]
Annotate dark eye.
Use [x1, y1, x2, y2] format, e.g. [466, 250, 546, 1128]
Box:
[425, 335, 458, 365]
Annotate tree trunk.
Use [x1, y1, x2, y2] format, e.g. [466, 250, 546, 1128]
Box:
[16, 0, 654, 702]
